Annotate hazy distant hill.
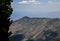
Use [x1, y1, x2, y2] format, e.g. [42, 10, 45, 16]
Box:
[9, 16, 60, 41]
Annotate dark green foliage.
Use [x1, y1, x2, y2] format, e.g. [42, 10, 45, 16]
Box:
[10, 34, 24, 41]
[0, 0, 13, 41]
[52, 38, 60, 41]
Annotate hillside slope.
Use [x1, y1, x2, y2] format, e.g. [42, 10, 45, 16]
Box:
[9, 16, 60, 41]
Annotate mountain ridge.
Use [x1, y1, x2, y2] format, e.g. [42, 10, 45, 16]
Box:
[9, 16, 60, 41]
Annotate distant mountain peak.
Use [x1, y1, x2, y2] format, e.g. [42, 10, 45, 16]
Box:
[9, 17, 60, 41]
[22, 16, 30, 19]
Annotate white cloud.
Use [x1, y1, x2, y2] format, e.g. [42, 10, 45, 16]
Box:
[18, 1, 28, 4]
[12, 0, 60, 13]
[18, 0, 41, 4]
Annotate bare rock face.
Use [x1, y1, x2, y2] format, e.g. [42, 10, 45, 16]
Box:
[9, 16, 60, 41]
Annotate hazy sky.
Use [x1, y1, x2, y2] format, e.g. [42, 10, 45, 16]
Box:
[11, 0, 60, 20]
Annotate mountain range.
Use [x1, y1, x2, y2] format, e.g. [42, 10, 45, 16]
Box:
[9, 16, 60, 41]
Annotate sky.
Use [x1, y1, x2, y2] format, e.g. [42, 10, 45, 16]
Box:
[11, 0, 60, 20]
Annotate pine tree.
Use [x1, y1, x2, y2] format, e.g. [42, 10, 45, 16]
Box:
[0, 0, 13, 41]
